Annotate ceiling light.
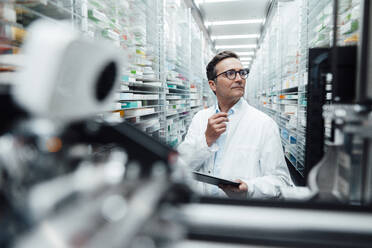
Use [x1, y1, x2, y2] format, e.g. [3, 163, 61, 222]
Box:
[236, 52, 255, 56]
[215, 44, 257, 49]
[240, 57, 252, 61]
[205, 19, 264, 26]
[195, 0, 240, 4]
[212, 34, 260, 40]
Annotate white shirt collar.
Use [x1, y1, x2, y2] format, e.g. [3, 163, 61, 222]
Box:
[215, 97, 243, 115]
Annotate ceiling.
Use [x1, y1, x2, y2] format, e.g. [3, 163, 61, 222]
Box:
[195, 0, 272, 68]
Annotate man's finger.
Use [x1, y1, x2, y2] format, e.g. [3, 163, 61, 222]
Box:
[234, 179, 248, 192]
[216, 128, 226, 134]
[239, 183, 248, 191]
[214, 122, 227, 129]
[209, 117, 228, 126]
[208, 113, 226, 124]
[212, 112, 228, 118]
[213, 116, 229, 124]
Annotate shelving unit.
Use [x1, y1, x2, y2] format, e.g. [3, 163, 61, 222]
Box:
[190, 17, 204, 116]
[247, 0, 361, 179]
[202, 39, 215, 108]
[162, 0, 208, 147]
[113, 0, 165, 141]
[164, 0, 188, 147]
[0, 0, 214, 146]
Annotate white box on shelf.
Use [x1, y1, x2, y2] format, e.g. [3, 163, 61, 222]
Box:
[125, 107, 155, 116]
[120, 93, 134, 100]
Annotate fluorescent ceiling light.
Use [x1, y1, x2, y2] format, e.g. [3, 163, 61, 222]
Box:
[216, 44, 257, 49]
[194, 0, 239, 8]
[240, 57, 252, 61]
[205, 19, 264, 26]
[195, 0, 240, 4]
[236, 52, 254, 56]
[212, 34, 260, 40]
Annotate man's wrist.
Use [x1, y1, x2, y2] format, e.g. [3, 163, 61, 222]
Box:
[205, 134, 212, 147]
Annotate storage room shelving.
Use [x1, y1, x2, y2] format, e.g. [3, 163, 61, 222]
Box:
[0, 0, 213, 147]
[164, 0, 190, 147]
[114, 0, 165, 141]
[190, 17, 204, 117]
[202, 39, 215, 108]
[247, 0, 361, 177]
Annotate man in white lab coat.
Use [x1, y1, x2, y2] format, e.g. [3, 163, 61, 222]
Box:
[177, 51, 293, 199]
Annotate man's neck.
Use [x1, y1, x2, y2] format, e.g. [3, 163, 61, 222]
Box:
[217, 97, 240, 113]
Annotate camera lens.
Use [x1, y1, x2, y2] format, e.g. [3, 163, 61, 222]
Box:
[95, 61, 117, 102]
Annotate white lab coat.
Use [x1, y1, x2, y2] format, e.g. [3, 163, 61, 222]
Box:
[177, 98, 294, 199]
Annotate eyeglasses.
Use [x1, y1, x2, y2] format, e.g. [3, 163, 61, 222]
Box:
[214, 69, 249, 80]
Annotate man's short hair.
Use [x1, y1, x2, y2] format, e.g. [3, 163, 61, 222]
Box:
[206, 50, 239, 81]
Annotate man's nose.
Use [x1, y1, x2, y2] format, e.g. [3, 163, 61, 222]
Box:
[234, 73, 243, 82]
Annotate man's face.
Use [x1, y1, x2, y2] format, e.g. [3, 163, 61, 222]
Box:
[209, 57, 246, 102]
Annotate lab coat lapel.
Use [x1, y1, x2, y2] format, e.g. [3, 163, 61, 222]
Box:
[222, 100, 247, 164]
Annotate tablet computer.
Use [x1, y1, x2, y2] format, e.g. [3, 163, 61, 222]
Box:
[192, 172, 240, 187]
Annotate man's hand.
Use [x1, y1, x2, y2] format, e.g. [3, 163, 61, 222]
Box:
[205, 112, 229, 147]
[219, 179, 248, 199]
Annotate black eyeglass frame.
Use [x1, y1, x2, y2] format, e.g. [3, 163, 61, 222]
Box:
[213, 68, 250, 80]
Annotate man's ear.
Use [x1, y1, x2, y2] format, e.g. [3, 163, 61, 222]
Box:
[208, 80, 216, 93]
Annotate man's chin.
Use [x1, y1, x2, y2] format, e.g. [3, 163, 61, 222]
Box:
[233, 91, 244, 97]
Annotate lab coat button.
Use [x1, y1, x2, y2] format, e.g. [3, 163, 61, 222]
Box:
[208, 170, 211, 174]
